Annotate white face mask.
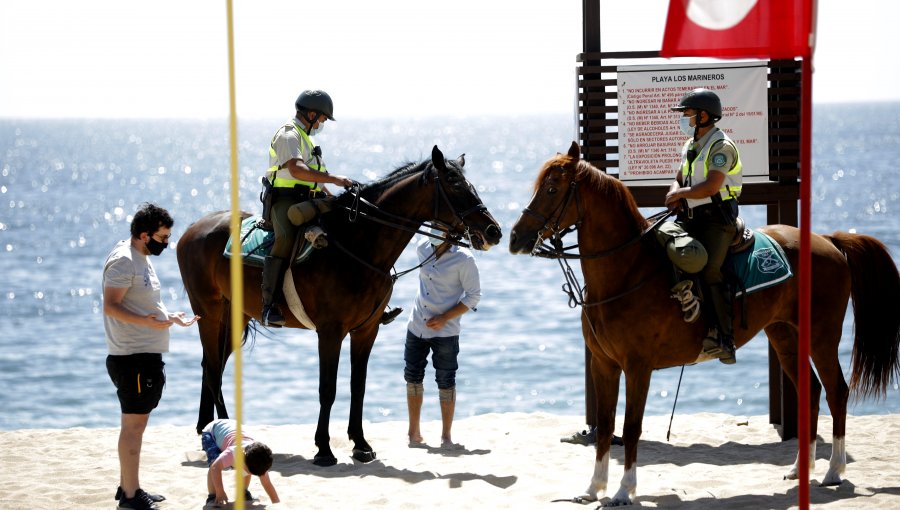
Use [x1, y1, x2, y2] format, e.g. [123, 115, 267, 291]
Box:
[679, 115, 696, 136]
[309, 125, 322, 136]
[428, 227, 446, 246]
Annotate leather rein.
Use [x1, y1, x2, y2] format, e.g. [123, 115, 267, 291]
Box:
[329, 167, 488, 282]
[521, 179, 673, 308]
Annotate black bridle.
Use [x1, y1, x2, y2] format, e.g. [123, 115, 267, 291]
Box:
[330, 165, 490, 281]
[523, 179, 672, 260]
[521, 176, 673, 308]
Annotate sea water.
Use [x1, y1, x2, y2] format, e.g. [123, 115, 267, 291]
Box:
[0, 104, 898, 431]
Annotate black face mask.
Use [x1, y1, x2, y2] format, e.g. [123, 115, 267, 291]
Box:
[146, 237, 168, 256]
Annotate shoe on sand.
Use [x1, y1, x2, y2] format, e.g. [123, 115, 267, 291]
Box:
[115, 487, 165, 503]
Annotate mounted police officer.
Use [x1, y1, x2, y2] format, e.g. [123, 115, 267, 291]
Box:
[261, 90, 354, 327]
[664, 88, 742, 365]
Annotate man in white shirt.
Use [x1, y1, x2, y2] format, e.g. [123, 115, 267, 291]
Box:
[404, 229, 481, 450]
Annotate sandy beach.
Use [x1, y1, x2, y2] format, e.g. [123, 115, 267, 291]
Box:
[1, 412, 897, 509]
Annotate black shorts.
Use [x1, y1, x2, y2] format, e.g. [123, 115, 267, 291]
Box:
[106, 353, 166, 414]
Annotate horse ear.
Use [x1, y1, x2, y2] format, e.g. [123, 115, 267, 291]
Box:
[432, 145, 446, 170]
[456, 154, 465, 168]
[568, 141, 580, 160]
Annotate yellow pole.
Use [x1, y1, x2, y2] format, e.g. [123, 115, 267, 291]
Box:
[225, 1, 245, 508]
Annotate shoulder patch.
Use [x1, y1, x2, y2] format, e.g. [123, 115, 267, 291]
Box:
[711, 153, 728, 168]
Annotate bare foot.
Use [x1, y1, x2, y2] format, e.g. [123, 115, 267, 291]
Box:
[408, 434, 426, 448]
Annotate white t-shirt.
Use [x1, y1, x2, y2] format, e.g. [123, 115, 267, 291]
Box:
[102, 240, 170, 355]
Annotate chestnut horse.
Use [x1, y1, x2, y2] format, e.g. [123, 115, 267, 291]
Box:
[509, 142, 900, 505]
[178, 146, 501, 466]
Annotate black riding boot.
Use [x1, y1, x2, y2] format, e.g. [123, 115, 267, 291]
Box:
[379, 306, 403, 325]
[701, 283, 736, 365]
[261, 256, 286, 327]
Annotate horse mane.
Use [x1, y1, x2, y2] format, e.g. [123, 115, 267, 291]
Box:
[535, 155, 649, 231]
[333, 158, 430, 206]
[334, 154, 467, 206]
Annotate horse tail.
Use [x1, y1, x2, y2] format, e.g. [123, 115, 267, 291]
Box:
[221, 299, 257, 353]
[825, 231, 900, 399]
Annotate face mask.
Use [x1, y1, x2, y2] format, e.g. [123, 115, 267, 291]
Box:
[679, 115, 696, 136]
[428, 227, 446, 246]
[309, 124, 322, 136]
[146, 237, 168, 256]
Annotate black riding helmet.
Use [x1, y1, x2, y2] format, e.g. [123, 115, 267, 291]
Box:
[672, 88, 722, 125]
[295, 90, 335, 121]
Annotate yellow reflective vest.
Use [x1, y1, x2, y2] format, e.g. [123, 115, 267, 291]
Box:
[266, 121, 326, 192]
[680, 128, 742, 209]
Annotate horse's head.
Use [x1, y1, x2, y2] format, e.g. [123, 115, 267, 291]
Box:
[426, 145, 502, 251]
[509, 141, 585, 255]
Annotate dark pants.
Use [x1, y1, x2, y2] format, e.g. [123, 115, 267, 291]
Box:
[271, 197, 301, 259]
[679, 201, 738, 287]
[679, 200, 738, 336]
[106, 353, 165, 414]
[403, 330, 460, 389]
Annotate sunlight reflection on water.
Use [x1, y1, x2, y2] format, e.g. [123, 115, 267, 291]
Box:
[0, 106, 898, 430]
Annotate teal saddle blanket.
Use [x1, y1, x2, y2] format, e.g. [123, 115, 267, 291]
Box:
[223, 216, 313, 267]
[726, 231, 793, 297]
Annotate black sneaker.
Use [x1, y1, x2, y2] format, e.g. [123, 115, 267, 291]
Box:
[116, 486, 165, 502]
[205, 494, 216, 506]
[245, 488, 254, 501]
[117, 489, 160, 510]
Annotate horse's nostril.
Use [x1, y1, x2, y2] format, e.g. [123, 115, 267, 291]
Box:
[487, 224, 502, 241]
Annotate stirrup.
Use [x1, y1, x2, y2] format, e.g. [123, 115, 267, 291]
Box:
[262, 305, 285, 327]
[304, 226, 328, 249]
[702, 330, 736, 364]
[670, 281, 701, 323]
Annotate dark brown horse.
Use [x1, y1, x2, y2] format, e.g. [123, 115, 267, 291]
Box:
[509, 142, 900, 505]
[178, 146, 501, 466]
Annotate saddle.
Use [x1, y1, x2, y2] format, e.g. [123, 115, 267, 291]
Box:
[729, 217, 755, 253]
[223, 215, 315, 267]
[669, 218, 793, 323]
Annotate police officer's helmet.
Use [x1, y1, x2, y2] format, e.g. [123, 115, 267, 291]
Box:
[671, 88, 722, 122]
[295, 90, 335, 121]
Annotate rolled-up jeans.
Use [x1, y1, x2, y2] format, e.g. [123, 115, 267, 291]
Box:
[403, 330, 459, 389]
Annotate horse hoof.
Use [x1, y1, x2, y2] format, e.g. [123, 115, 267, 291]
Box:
[352, 449, 377, 463]
[313, 454, 337, 467]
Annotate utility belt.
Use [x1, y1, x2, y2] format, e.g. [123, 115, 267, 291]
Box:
[260, 178, 325, 227]
[679, 196, 738, 225]
[272, 185, 326, 201]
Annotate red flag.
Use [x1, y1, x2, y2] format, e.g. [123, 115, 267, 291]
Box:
[660, 0, 815, 59]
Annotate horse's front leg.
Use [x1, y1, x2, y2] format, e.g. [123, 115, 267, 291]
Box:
[347, 326, 379, 462]
[313, 326, 345, 466]
[604, 365, 652, 507]
[581, 349, 622, 502]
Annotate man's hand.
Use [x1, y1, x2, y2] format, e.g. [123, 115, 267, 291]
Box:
[144, 314, 173, 330]
[664, 189, 683, 210]
[169, 312, 200, 327]
[425, 315, 448, 331]
[330, 174, 354, 188]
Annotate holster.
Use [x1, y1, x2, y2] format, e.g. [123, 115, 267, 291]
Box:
[710, 193, 738, 226]
[259, 176, 275, 228]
